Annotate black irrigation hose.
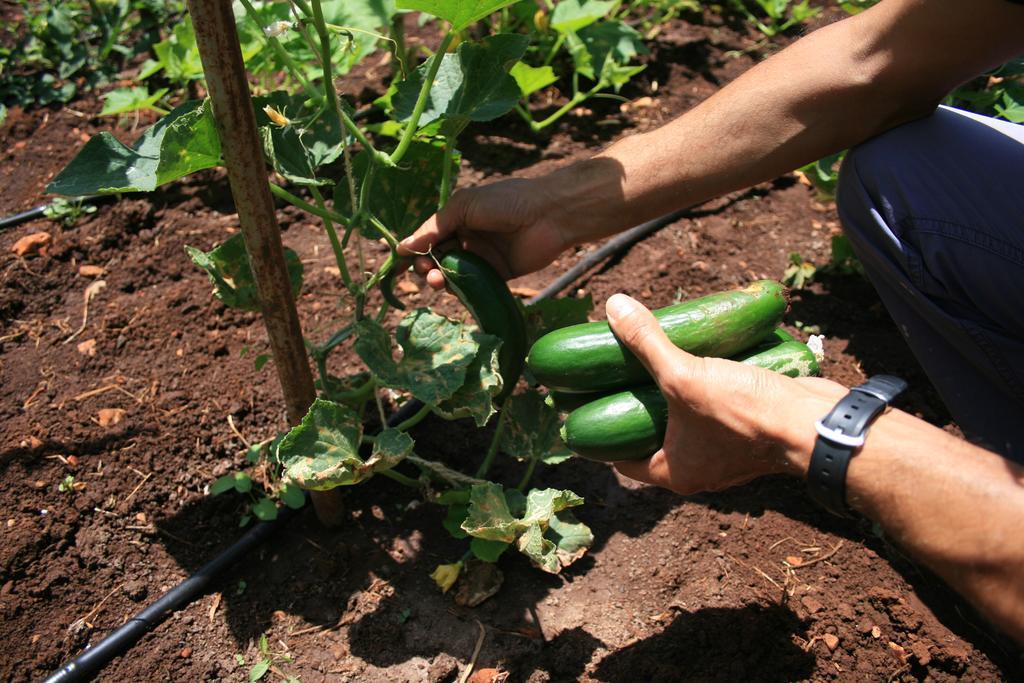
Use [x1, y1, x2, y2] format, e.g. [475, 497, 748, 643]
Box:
[0, 205, 48, 231]
[43, 199, 709, 682]
[43, 398, 425, 683]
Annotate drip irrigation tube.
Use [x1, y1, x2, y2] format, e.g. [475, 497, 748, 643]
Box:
[43, 202, 701, 682]
[0, 205, 47, 230]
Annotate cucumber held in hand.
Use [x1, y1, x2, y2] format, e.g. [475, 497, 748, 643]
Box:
[527, 281, 789, 393]
[561, 340, 820, 462]
[438, 249, 528, 402]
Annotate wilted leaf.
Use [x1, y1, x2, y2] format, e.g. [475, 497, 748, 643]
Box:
[186, 233, 303, 312]
[546, 509, 593, 567]
[516, 522, 560, 573]
[454, 559, 504, 607]
[355, 310, 480, 405]
[500, 390, 561, 460]
[366, 429, 414, 471]
[279, 399, 368, 490]
[462, 482, 520, 542]
[433, 332, 503, 426]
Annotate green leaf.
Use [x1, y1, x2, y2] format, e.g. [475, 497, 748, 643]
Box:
[510, 62, 558, 98]
[393, 34, 529, 136]
[397, 0, 520, 31]
[185, 233, 303, 312]
[248, 658, 271, 682]
[521, 294, 593, 344]
[354, 310, 480, 405]
[516, 522, 559, 573]
[233, 472, 253, 494]
[470, 537, 510, 562]
[47, 100, 221, 196]
[210, 474, 237, 496]
[367, 429, 414, 471]
[279, 399, 368, 490]
[433, 332, 503, 426]
[337, 140, 457, 240]
[550, 0, 616, 34]
[254, 92, 346, 169]
[500, 390, 561, 460]
[546, 509, 593, 566]
[251, 497, 279, 521]
[278, 482, 307, 509]
[567, 20, 648, 84]
[521, 487, 584, 525]
[442, 503, 470, 539]
[100, 86, 169, 116]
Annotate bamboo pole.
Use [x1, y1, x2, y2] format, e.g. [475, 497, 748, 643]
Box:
[187, 0, 344, 526]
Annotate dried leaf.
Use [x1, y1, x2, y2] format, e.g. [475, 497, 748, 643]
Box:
[77, 339, 97, 356]
[97, 408, 126, 426]
[12, 232, 51, 257]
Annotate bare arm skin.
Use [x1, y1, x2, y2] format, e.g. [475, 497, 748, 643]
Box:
[604, 293, 1024, 645]
[400, 0, 1024, 285]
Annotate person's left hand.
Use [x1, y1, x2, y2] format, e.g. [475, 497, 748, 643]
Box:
[603, 293, 842, 494]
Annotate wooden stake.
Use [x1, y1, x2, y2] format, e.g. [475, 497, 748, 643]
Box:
[187, 0, 344, 526]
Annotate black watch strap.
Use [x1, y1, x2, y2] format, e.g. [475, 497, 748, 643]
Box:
[807, 375, 907, 517]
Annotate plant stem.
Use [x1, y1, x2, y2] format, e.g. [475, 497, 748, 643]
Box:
[390, 31, 454, 165]
[374, 388, 388, 426]
[378, 467, 421, 488]
[393, 402, 432, 432]
[516, 457, 538, 491]
[542, 32, 565, 67]
[269, 184, 348, 224]
[438, 137, 457, 210]
[310, 186, 353, 289]
[237, 0, 319, 101]
[475, 410, 508, 479]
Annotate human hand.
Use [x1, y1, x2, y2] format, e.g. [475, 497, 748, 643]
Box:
[604, 293, 844, 494]
[397, 177, 573, 289]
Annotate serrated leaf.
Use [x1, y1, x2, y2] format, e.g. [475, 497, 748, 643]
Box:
[433, 331, 503, 426]
[510, 62, 558, 98]
[210, 474, 237, 496]
[521, 487, 584, 525]
[567, 20, 648, 84]
[470, 537, 509, 562]
[397, 0, 519, 30]
[186, 233, 303, 312]
[337, 141, 457, 240]
[516, 522, 560, 573]
[550, 0, 616, 34]
[394, 34, 529, 136]
[279, 399, 368, 490]
[546, 510, 593, 566]
[355, 310, 480, 405]
[521, 294, 593, 344]
[461, 481, 520, 542]
[251, 497, 279, 521]
[100, 86, 169, 116]
[367, 429, 414, 471]
[500, 390, 561, 460]
[48, 99, 222, 196]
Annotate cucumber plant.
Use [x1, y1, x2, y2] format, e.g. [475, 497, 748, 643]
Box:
[46, 0, 608, 591]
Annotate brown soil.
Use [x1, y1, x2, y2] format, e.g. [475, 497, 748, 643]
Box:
[1, 8, 1020, 683]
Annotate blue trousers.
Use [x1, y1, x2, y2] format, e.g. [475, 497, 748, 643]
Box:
[837, 106, 1024, 463]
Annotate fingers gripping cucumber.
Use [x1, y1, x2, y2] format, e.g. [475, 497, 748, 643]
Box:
[560, 340, 820, 462]
[527, 281, 789, 393]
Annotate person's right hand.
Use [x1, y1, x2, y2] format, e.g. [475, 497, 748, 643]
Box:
[398, 177, 573, 289]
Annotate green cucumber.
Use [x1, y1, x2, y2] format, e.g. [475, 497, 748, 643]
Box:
[527, 281, 789, 393]
[561, 340, 820, 462]
[438, 249, 527, 402]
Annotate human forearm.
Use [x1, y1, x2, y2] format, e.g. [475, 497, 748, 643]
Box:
[545, 0, 1024, 246]
[777, 394, 1024, 644]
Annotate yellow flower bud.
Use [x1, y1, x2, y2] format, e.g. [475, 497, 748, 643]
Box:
[262, 105, 290, 128]
[430, 562, 462, 593]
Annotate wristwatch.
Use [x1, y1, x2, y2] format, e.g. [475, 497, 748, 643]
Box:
[806, 375, 907, 517]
